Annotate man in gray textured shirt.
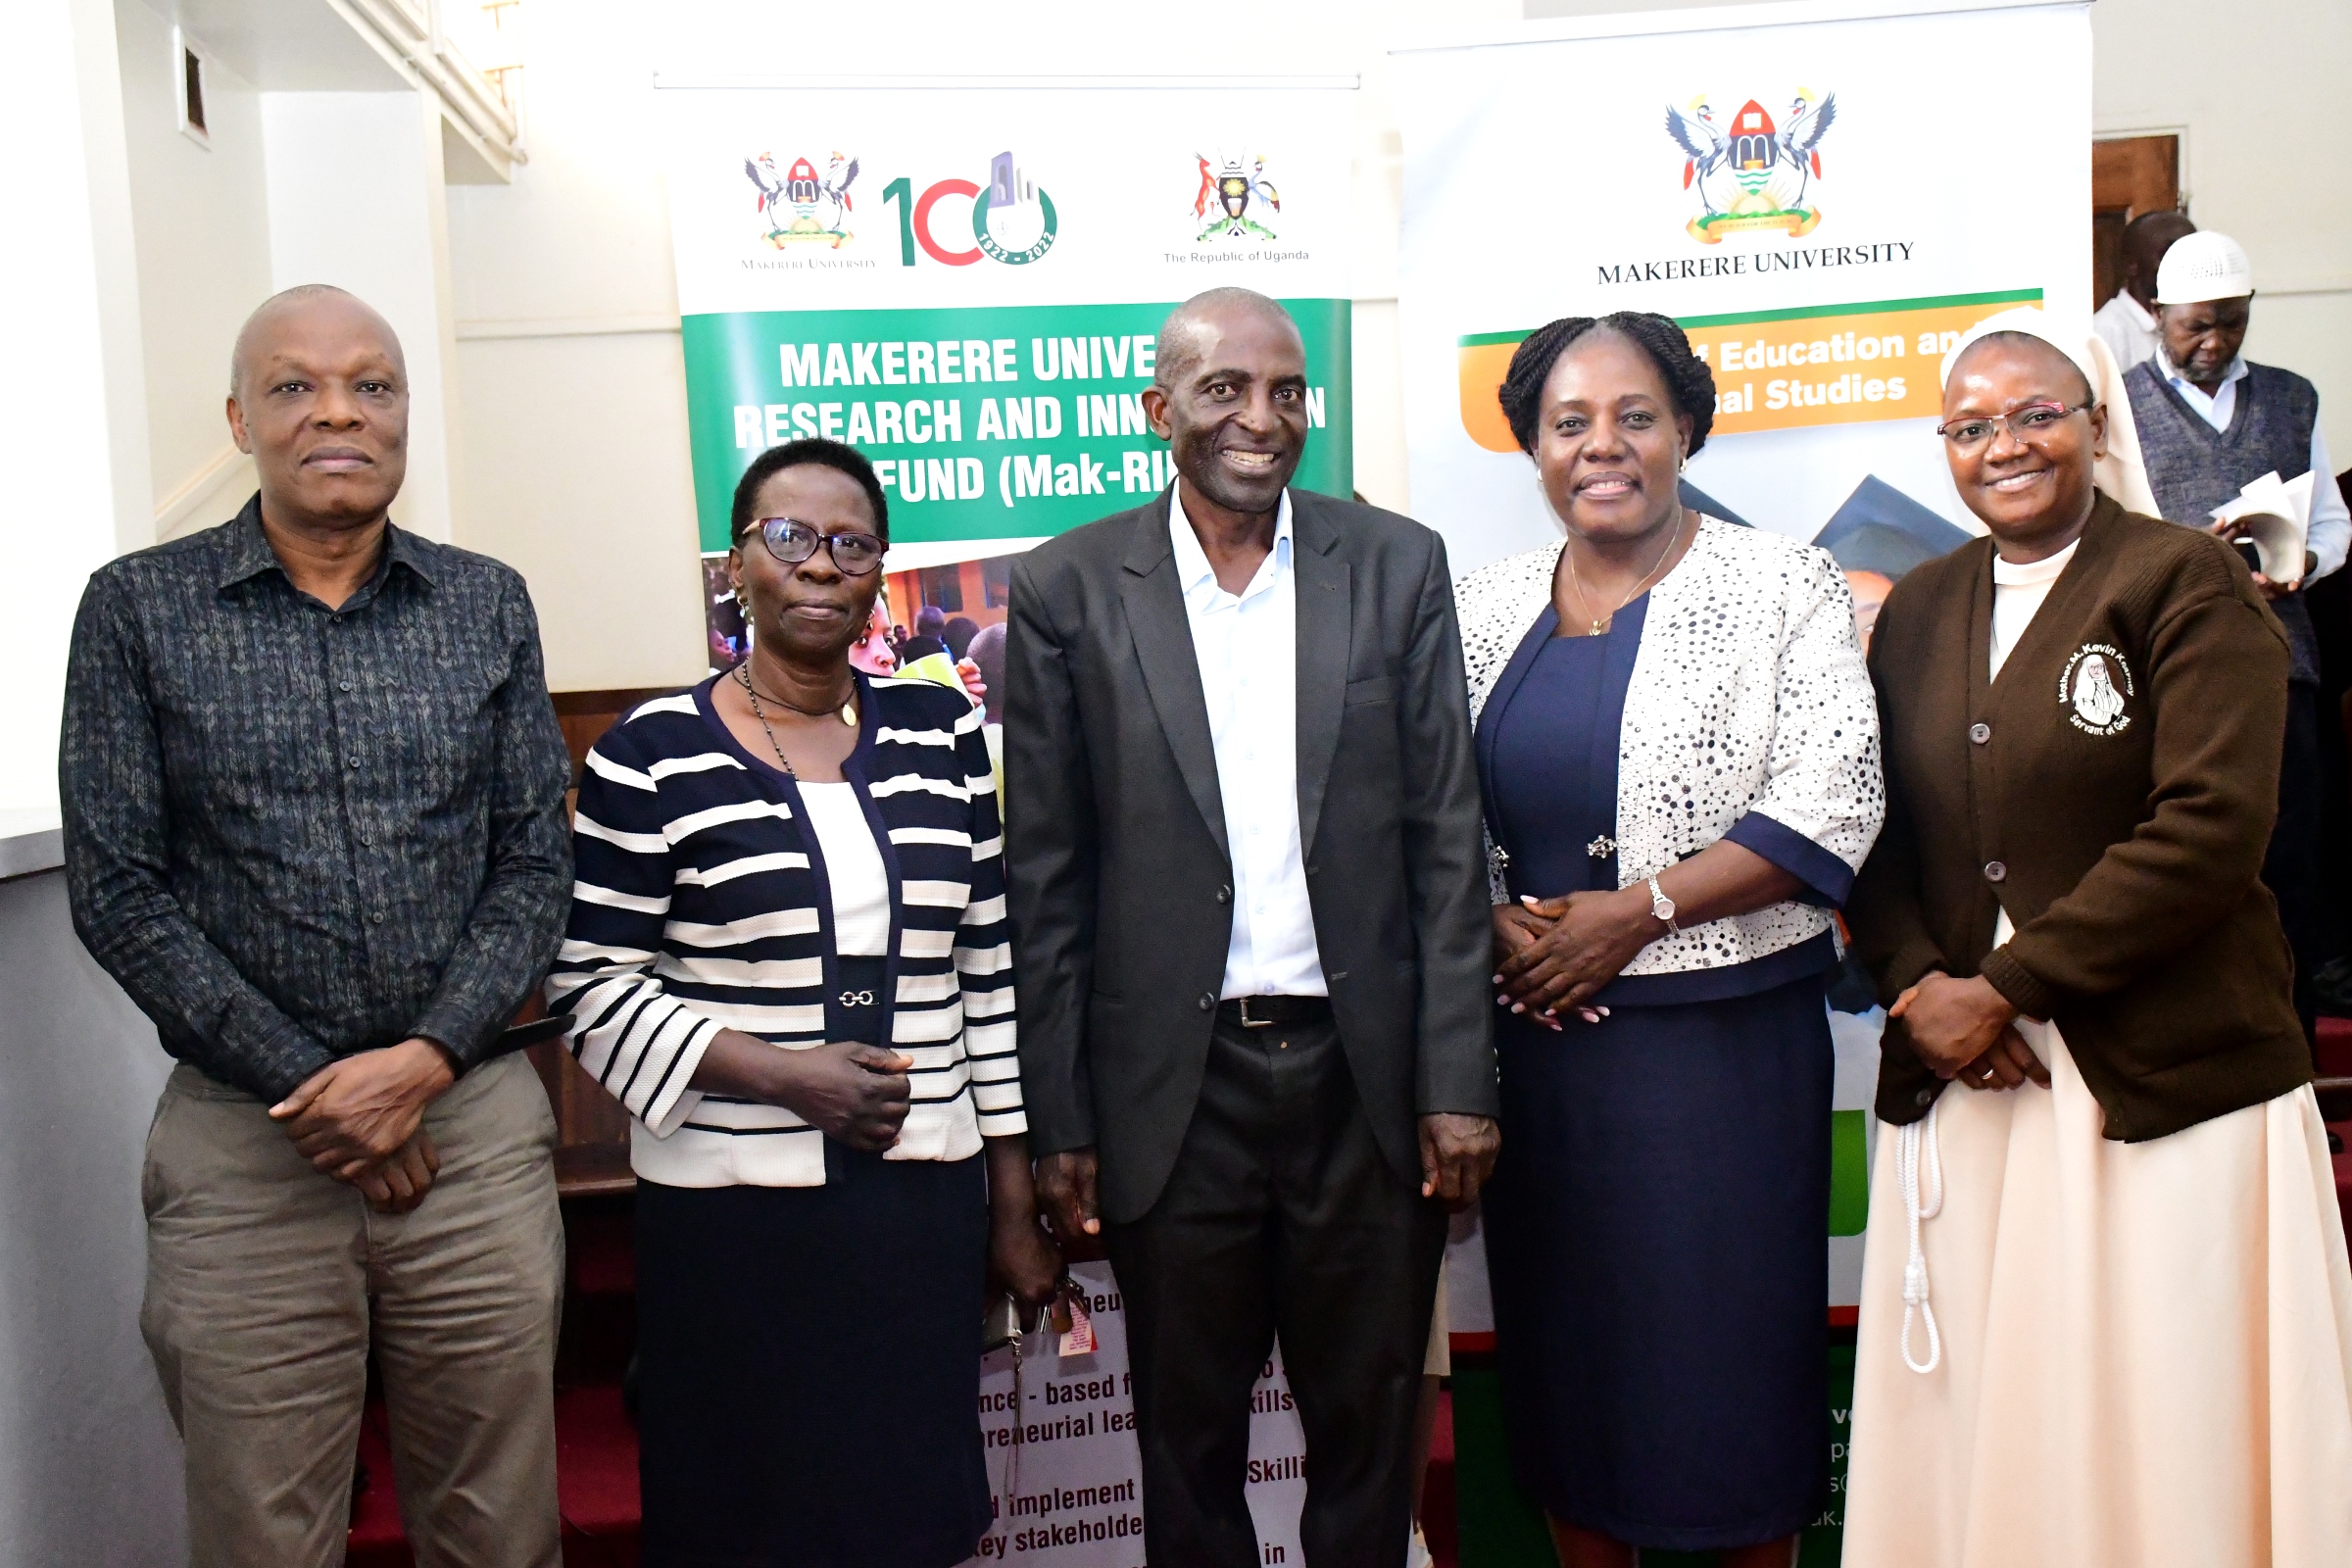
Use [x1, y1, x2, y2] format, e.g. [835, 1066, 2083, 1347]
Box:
[61, 285, 571, 1567]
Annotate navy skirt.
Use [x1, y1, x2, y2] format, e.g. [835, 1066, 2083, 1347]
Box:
[634, 957, 993, 1568]
[1483, 974, 1833, 1550]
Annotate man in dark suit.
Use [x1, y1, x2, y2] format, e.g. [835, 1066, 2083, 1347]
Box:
[1004, 287, 1498, 1565]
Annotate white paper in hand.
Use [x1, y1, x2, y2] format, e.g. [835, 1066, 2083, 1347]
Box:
[2210, 470, 2317, 583]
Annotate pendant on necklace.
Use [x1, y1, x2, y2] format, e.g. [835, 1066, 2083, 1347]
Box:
[840, 703, 858, 727]
[1588, 619, 1607, 637]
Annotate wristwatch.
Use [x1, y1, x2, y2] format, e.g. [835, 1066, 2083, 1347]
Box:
[1647, 875, 1679, 933]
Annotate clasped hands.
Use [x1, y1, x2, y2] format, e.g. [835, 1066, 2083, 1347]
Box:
[1492, 888, 1659, 1030]
[269, 1037, 457, 1213]
[1889, 971, 2049, 1092]
[699, 1031, 1064, 1315]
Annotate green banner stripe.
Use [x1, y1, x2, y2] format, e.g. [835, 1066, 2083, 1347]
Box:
[680, 299, 1353, 553]
[1456, 287, 2046, 348]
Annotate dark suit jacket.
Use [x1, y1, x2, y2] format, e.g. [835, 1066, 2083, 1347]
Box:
[1003, 486, 1497, 1223]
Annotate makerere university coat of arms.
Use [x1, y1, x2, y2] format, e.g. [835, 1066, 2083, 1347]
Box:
[746, 151, 858, 248]
[1663, 90, 1835, 242]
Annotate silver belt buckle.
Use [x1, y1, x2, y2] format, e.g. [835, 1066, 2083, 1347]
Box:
[1235, 997, 1275, 1029]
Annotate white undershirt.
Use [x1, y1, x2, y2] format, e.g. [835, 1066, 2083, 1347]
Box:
[797, 782, 890, 956]
[1987, 540, 2078, 948]
[1988, 540, 2077, 681]
[1169, 487, 1327, 999]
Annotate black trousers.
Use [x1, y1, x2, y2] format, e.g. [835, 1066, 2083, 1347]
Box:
[1104, 1014, 1447, 1568]
[2266, 681, 2326, 1051]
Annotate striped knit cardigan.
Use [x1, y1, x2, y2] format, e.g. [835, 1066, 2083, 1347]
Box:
[544, 672, 1022, 1188]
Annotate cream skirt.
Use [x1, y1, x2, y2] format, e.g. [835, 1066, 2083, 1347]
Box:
[1843, 1015, 2352, 1567]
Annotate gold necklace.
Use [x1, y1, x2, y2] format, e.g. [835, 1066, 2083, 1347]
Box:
[1564, 511, 1688, 636]
[735, 662, 858, 778]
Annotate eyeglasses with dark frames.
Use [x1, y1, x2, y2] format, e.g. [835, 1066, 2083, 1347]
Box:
[742, 516, 886, 576]
[1934, 400, 2094, 453]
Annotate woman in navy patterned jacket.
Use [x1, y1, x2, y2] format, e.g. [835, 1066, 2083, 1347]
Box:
[547, 438, 1062, 1567]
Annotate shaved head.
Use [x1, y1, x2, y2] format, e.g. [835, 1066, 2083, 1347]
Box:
[1152, 287, 1300, 390]
[225, 284, 410, 536]
[1950, 330, 2094, 406]
[230, 285, 402, 397]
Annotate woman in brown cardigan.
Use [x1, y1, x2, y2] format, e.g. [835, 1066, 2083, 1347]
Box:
[1840, 311, 2352, 1567]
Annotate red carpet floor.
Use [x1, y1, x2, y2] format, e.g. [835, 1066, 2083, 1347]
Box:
[347, 1196, 1462, 1567]
[352, 1020, 2352, 1567]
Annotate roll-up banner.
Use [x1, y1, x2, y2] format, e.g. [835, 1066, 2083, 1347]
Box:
[1394, 0, 2090, 1327]
[655, 75, 1358, 1566]
[656, 75, 1355, 677]
[1395, 6, 2086, 1554]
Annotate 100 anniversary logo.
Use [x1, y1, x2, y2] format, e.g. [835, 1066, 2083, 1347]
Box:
[1663, 89, 1837, 243]
[743, 149, 1058, 266]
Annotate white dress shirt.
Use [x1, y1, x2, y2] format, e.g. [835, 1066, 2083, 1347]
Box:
[2092, 290, 2161, 371]
[1170, 488, 1327, 999]
[2153, 350, 2351, 580]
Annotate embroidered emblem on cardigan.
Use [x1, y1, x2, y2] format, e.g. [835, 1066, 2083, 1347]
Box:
[2060, 643, 2133, 735]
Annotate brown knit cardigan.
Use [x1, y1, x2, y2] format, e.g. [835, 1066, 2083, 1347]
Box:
[1848, 492, 2310, 1139]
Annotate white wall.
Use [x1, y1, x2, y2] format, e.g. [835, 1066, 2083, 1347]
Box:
[443, 0, 1520, 691]
[0, 870, 183, 1567]
[116, 0, 270, 541]
[2089, 0, 2352, 460]
[263, 90, 466, 543]
[442, 0, 710, 692]
[0, 0, 152, 815]
[1523, 0, 2352, 457]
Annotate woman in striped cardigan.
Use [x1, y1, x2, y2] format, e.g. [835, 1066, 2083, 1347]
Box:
[547, 438, 1061, 1567]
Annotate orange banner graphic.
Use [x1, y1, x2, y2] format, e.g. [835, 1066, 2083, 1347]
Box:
[1456, 290, 2043, 453]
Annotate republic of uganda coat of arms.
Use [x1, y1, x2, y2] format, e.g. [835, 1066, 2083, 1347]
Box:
[1194, 152, 1281, 242]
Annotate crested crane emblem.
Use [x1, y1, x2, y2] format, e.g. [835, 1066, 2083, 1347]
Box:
[745, 150, 858, 248]
[1664, 89, 1836, 243]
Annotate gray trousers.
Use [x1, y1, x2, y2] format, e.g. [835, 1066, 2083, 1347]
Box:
[140, 1054, 564, 1568]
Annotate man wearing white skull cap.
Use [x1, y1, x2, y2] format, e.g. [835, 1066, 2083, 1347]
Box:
[2125, 231, 2351, 1044]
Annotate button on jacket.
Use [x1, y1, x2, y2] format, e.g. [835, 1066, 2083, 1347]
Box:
[1167, 488, 1325, 1000]
[1847, 493, 2308, 1141]
[61, 498, 574, 1102]
[1004, 486, 1496, 1224]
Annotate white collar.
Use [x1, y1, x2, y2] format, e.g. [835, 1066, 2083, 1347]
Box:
[2112, 291, 2156, 329]
[2157, 347, 2249, 394]
[1170, 486, 1294, 603]
[1992, 537, 2078, 587]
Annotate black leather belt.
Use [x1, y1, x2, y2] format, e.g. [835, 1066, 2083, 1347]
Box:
[1219, 995, 1332, 1029]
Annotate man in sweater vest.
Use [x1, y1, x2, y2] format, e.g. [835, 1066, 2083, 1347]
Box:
[2125, 231, 2352, 1044]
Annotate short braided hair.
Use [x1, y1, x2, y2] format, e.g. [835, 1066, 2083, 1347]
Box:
[1496, 311, 1716, 458]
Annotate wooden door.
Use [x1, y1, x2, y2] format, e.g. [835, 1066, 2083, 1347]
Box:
[2091, 134, 2181, 309]
[530, 685, 682, 1195]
